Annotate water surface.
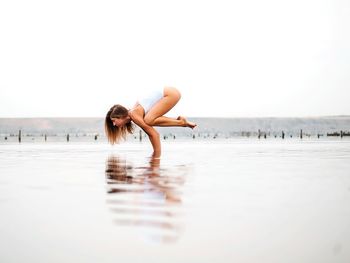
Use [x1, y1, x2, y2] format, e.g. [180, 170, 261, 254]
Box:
[0, 139, 350, 263]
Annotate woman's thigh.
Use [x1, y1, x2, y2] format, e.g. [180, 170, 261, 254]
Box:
[144, 87, 181, 122]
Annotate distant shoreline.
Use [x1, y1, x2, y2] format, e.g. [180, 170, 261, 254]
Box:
[0, 115, 349, 119]
[0, 117, 349, 139]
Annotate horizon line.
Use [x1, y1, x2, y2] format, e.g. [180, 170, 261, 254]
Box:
[0, 115, 349, 119]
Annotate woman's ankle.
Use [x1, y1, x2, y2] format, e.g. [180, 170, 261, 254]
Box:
[177, 116, 187, 127]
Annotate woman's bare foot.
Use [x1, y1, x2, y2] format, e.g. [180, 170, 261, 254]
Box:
[177, 116, 197, 129]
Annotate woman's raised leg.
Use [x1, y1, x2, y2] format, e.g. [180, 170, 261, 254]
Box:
[151, 116, 196, 128]
[143, 87, 196, 128]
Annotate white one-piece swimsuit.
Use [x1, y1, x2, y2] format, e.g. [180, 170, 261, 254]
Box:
[137, 88, 164, 114]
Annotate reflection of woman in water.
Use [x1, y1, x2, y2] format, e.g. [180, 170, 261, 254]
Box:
[105, 155, 186, 243]
[105, 155, 183, 203]
[105, 87, 196, 157]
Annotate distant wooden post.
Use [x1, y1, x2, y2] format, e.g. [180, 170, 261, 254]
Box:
[282, 131, 285, 139]
[139, 130, 142, 142]
[19, 129, 21, 143]
[67, 134, 69, 142]
[300, 129, 303, 139]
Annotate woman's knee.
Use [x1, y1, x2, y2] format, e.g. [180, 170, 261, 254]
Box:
[175, 90, 181, 101]
[165, 86, 181, 101]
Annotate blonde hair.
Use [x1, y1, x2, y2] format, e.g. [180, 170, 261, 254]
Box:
[105, 104, 134, 144]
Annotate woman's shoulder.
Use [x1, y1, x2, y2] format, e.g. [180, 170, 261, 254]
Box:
[129, 104, 144, 118]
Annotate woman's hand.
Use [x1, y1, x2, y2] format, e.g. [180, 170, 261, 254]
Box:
[148, 130, 161, 158]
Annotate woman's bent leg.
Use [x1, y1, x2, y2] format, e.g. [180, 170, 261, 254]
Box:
[144, 87, 181, 125]
[151, 116, 184, 127]
[151, 116, 197, 128]
[144, 87, 196, 128]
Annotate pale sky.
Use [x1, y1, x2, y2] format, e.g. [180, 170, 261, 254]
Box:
[0, 0, 349, 118]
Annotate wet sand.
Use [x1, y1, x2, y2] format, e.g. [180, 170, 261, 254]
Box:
[0, 139, 350, 263]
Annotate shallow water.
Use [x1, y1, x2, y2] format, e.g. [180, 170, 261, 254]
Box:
[0, 139, 350, 263]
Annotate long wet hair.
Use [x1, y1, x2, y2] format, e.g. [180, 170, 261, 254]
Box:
[105, 104, 134, 145]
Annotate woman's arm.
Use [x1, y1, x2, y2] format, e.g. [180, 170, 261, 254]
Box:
[129, 108, 161, 158]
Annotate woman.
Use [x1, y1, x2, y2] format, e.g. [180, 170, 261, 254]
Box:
[105, 86, 196, 158]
